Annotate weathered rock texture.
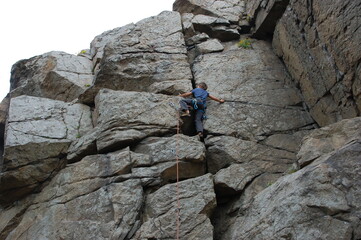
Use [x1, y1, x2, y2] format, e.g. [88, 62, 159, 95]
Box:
[10, 51, 94, 102]
[134, 174, 216, 239]
[79, 11, 193, 104]
[67, 89, 181, 162]
[0, 95, 92, 205]
[1, 0, 361, 239]
[173, 0, 247, 23]
[0, 95, 9, 161]
[273, 0, 361, 126]
[247, 0, 290, 39]
[2, 150, 144, 239]
[221, 117, 361, 240]
[195, 41, 314, 139]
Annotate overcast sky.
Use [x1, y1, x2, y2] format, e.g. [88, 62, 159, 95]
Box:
[0, 0, 173, 101]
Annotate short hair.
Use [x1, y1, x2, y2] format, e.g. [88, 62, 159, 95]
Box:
[197, 82, 208, 90]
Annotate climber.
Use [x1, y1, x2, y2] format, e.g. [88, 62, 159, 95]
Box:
[178, 82, 225, 138]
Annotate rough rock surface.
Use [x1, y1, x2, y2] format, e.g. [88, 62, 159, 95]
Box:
[173, 0, 246, 23]
[72, 89, 180, 158]
[247, 0, 290, 39]
[0, 95, 9, 160]
[79, 11, 193, 104]
[131, 134, 206, 183]
[196, 39, 224, 54]
[10, 51, 93, 102]
[134, 174, 216, 239]
[193, 40, 314, 139]
[1, 0, 361, 239]
[298, 117, 361, 167]
[67, 89, 186, 162]
[181, 13, 241, 43]
[0, 95, 92, 205]
[2, 149, 143, 240]
[205, 134, 302, 174]
[273, 0, 361, 126]
[221, 118, 361, 240]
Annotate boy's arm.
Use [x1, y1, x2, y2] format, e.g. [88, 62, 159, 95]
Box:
[208, 95, 225, 103]
[178, 92, 193, 98]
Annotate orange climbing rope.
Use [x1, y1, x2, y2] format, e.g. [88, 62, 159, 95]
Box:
[175, 110, 181, 240]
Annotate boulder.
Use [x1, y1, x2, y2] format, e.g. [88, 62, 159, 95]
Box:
[68, 89, 181, 160]
[80, 11, 192, 104]
[10, 51, 93, 102]
[222, 133, 361, 239]
[273, 0, 361, 126]
[95, 89, 178, 151]
[206, 130, 307, 204]
[130, 134, 206, 183]
[247, 0, 290, 39]
[3, 149, 143, 239]
[214, 163, 264, 196]
[185, 33, 210, 46]
[195, 39, 224, 54]
[192, 40, 314, 139]
[134, 174, 216, 239]
[205, 135, 298, 174]
[191, 14, 240, 42]
[298, 117, 361, 167]
[188, 38, 225, 63]
[173, 0, 247, 23]
[0, 95, 92, 205]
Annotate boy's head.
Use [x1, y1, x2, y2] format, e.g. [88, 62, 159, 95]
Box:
[197, 82, 208, 90]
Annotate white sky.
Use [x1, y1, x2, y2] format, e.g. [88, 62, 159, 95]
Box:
[0, 0, 173, 101]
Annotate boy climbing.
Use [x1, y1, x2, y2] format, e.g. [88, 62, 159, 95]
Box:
[179, 82, 225, 138]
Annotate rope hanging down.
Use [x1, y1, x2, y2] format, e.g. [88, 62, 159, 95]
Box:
[169, 101, 181, 240]
[175, 109, 181, 240]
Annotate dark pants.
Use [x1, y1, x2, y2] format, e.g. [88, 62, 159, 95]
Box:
[179, 99, 205, 133]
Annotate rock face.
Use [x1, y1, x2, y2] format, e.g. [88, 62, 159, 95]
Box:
[247, 0, 290, 39]
[10, 51, 94, 102]
[0, 95, 9, 160]
[273, 0, 361, 126]
[0, 95, 92, 205]
[1, 1, 361, 239]
[221, 117, 361, 240]
[3, 150, 143, 240]
[134, 174, 216, 239]
[79, 11, 193, 104]
[67, 89, 181, 162]
[194, 41, 314, 139]
[173, 0, 247, 23]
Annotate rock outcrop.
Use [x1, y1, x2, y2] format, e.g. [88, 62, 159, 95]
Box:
[173, 0, 246, 23]
[273, 0, 361, 126]
[10, 51, 94, 102]
[79, 11, 193, 104]
[0, 95, 92, 205]
[193, 40, 314, 139]
[0, 95, 9, 161]
[221, 117, 361, 240]
[134, 174, 216, 239]
[1, 0, 360, 239]
[247, 0, 290, 39]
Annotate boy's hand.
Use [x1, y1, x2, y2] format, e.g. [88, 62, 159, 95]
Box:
[219, 99, 225, 103]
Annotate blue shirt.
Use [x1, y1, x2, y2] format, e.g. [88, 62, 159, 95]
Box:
[192, 88, 209, 102]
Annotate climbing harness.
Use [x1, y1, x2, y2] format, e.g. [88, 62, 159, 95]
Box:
[192, 99, 199, 110]
[192, 98, 208, 121]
